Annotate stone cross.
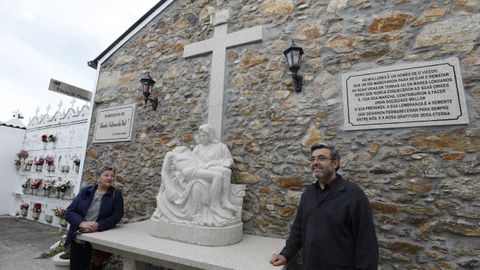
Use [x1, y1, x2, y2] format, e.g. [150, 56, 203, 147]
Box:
[183, 9, 263, 140]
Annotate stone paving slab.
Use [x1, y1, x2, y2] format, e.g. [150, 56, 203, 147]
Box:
[0, 215, 63, 270]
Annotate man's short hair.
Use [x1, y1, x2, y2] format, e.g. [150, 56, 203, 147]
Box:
[310, 143, 340, 161]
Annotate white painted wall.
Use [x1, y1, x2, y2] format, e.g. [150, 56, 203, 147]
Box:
[11, 105, 91, 227]
[0, 125, 25, 215]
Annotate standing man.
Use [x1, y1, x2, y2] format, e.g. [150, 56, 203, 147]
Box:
[270, 143, 378, 269]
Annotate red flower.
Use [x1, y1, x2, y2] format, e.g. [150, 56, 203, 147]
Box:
[41, 135, 48, 142]
[33, 203, 42, 213]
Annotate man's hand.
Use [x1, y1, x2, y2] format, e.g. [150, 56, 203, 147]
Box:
[79, 221, 98, 232]
[270, 254, 287, 266]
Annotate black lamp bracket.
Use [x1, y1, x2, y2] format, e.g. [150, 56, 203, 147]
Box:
[145, 96, 158, 111]
[292, 73, 303, 93]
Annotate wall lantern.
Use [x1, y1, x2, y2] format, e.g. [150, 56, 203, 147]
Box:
[283, 40, 304, 93]
[140, 72, 158, 111]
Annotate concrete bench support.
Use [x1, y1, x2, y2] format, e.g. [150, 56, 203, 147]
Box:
[77, 220, 286, 270]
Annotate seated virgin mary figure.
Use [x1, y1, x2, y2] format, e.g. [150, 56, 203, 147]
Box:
[151, 146, 237, 226]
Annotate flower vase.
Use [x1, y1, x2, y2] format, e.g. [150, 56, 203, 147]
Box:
[74, 164, 79, 173]
[15, 164, 21, 171]
[36, 165, 43, 172]
[48, 165, 55, 173]
[53, 252, 70, 270]
[32, 211, 40, 220]
[25, 164, 32, 172]
[45, 214, 53, 223]
[22, 187, 28, 194]
[43, 189, 50, 197]
[57, 191, 65, 198]
[42, 142, 47, 150]
[20, 208, 28, 217]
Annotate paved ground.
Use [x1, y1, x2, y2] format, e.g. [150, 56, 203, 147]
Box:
[0, 215, 64, 270]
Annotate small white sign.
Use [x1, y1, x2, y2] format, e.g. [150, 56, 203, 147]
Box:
[93, 104, 136, 143]
[48, 79, 92, 102]
[342, 57, 469, 130]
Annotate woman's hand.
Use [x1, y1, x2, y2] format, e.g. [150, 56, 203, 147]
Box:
[79, 221, 99, 232]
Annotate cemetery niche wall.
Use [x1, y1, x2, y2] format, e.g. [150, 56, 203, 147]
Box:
[86, 0, 480, 269]
[12, 104, 90, 230]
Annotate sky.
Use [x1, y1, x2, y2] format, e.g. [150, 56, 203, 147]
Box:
[0, 0, 159, 123]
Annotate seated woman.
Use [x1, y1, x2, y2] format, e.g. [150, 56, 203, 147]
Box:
[65, 166, 124, 270]
[193, 124, 236, 210]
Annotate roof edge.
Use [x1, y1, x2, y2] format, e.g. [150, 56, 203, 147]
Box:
[88, 0, 169, 69]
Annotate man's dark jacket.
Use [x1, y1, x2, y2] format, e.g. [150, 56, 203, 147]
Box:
[65, 184, 124, 247]
[280, 175, 378, 270]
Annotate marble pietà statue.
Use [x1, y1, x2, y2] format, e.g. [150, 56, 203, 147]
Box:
[151, 124, 245, 246]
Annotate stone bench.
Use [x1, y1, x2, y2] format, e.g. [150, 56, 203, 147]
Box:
[77, 220, 287, 270]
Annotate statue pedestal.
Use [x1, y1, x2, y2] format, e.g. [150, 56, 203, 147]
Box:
[150, 219, 243, 246]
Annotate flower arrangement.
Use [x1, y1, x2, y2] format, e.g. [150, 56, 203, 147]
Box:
[55, 180, 72, 192]
[17, 150, 29, 160]
[31, 178, 43, 189]
[52, 208, 66, 219]
[15, 159, 21, 166]
[41, 134, 48, 143]
[72, 156, 81, 166]
[32, 203, 42, 213]
[22, 178, 31, 188]
[42, 180, 55, 190]
[48, 135, 57, 142]
[24, 160, 33, 171]
[20, 202, 29, 210]
[35, 158, 45, 166]
[45, 155, 55, 166]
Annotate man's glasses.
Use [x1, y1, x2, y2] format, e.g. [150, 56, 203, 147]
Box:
[310, 156, 333, 162]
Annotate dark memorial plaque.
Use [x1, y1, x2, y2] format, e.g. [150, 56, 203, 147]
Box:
[342, 57, 469, 130]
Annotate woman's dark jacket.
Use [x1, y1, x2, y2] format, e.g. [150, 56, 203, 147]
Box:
[280, 175, 378, 270]
[65, 184, 124, 247]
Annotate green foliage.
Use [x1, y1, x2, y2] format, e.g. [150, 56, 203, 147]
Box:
[35, 240, 65, 259]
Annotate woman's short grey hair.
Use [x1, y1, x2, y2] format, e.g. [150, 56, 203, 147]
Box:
[95, 165, 115, 179]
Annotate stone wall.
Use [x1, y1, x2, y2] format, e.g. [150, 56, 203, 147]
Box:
[86, 0, 480, 268]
